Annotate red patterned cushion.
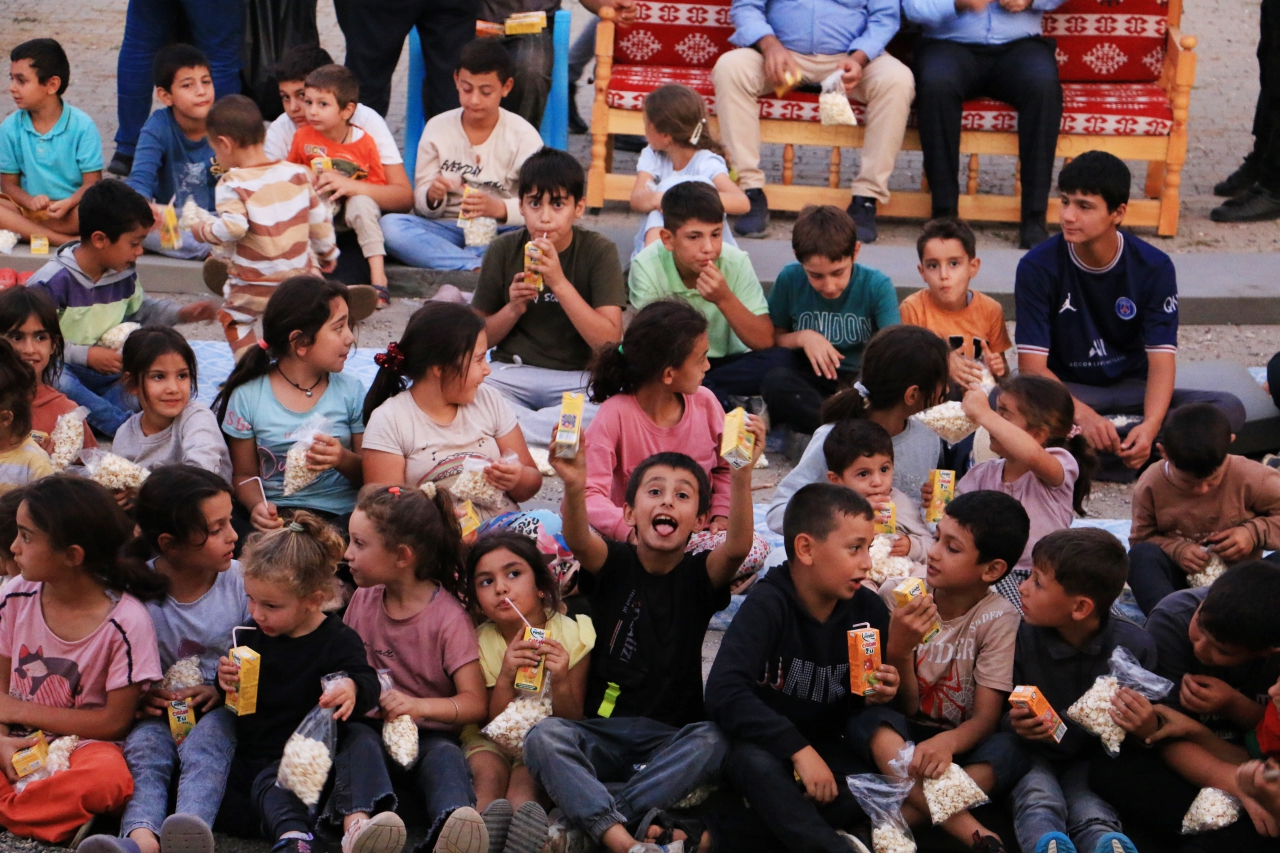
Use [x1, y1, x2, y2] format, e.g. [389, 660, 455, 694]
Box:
[615, 1, 736, 68]
[1043, 0, 1169, 83]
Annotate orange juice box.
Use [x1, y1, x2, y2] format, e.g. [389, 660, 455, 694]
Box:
[924, 469, 956, 523]
[226, 628, 260, 716]
[892, 578, 941, 643]
[848, 624, 881, 696]
[159, 203, 181, 250]
[310, 156, 332, 173]
[552, 392, 585, 459]
[11, 731, 48, 777]
[514, 625, 547, 691]
[456, 184, 477, 226]
[1009, 685, 1067, 743]
[773, 69, 802, 98]
[459, 500, 481, 538]
[168, 699, 197, 744]
[524, 241, 544, 290]
[30, 235, 49, 255]
[720, 407, 755, 470]
[874, 500, 896, 535]
[505, 10, 547, 34]
[476, 20, 506, 37]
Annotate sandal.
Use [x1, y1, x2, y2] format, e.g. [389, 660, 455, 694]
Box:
[633, 809, 708, 853]
[373, 284, 390, 308]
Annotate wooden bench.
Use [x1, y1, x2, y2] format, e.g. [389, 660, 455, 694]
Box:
[585, 0, 1196, 235]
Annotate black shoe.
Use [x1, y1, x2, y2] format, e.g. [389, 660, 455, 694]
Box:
[847, 195, 878, 243]
[568, 84, 588, 135]
[970, 833, 1007, 853]
[270, 835, 317, 853]
[613, 134, 646, 153]
[1214, 156, 1260, 197]
[1210, 183, 1280, 222]
[733, 188, 770, 238]
[106, 151, 133, 177]
[1019, 218, 1050, 249]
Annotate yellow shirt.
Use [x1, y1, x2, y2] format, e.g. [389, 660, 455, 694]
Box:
[0, 436, 53, 493]
[476, 612, 597, 688]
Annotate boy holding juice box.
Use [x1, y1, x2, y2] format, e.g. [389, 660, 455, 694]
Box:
[704, 483, 901, 853]
[853, 490, 1031, 849]
[1008, 528, 1154, 853]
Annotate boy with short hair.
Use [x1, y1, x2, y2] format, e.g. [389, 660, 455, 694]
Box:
[27, 181, 217, 436]
[1008, 528, 1154, 853]
[124, 43, 218, 261]
[901, 217, 1013, 386]
[762, 204, 900, 433]
[472, 148, 625, 443]
[855, 490, 1031, 852]
[706, 482, 901, 851]
[0, 38, 102, 247]
[539, 417, 766, 853]
[630, 181, 779, 409]
[381, 39, 545, 272]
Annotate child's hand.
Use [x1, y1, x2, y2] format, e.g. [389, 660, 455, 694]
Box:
[1238, 760, 1280, 816]
[305, 434, 342, 471]
[319, 255, 338, 274]
[791, 745, 837, 804]
[250, 500, 282, 531]
[141, 686, 177, 717]
[1207, 526, 1255, 562]
[507, 273, 540, 315]
[865, 664, 899, 705]
[1180, 673, 1239, 716]
[888, 590, 938, 652]
[178, 300, 219, 324]
[27, 195, 50, 212]
[1009, 705, 1057, 742]
[217, 656, 240, 693]
[484, 456, 524, 492]
[113, 487, 137, 512]
[177, 684, 223, 713]
[319, 676, 357, 721]
[0, 734, 40, 783]
[47, 198, 74, 219]
[1177, 543, 1211, 574]
[960, 386, 993, 420]
[529, 236, 567, 292]
[1243, 794, 1280, 838]
[984, 347, 1007, 378]
[539, 637, 571, 679]
[460, 189, 505, 221]
[888, 534, 910, 557]
[707, 515, 728, 534]
[948, 349, 984, 388]
[910, 737, 953, 780]
[1109, 686, 1158, 740]
[919, 478, 934, 508]
[381, 688, 418, 721]
[694, 262, 731, 305]
[547, 430, 587, 491]
[796, 330, 844, 380]
[87, 346, 124, 375]
[316, 170, 360, 202]
[732, 413, 767, 473]
[427, 174, 459, 206]
[1143, 704, 1204, 745]
[500, 636, 543, 678]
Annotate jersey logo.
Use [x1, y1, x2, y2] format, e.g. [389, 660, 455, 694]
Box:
[1115, 297, 1137, 320]
[1089, 339, 1108, 358]
[1059, 294, 1077, 313]
[1164, 295, 1179, 314]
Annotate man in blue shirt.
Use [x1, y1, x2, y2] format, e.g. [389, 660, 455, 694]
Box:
[905, 0, 1066, 249]
[1015, 152, 1245, 477]
[713, 0, 914, 243]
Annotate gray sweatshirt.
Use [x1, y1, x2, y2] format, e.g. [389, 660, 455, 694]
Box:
[112, 401, 232, 483]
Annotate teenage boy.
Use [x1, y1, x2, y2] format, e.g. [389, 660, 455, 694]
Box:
[706, 483, 901, 852]
[761, 204, 900, 434]
[27, 181, 218, 436]
[0, 39, 102, 247]
[855, 490, 1031, 852]
[630, 181, 781, 409]
[1008, 528, 1154, 853]
[124, 43, 217, 261]
[472, 148, 625, 443]
[381, 40, 544, 272]
[539, 416, 766, 853]
[1129, 403, 1280, 614]
[900, 217, 1013, 387]
[1014, 151, 1246, 477]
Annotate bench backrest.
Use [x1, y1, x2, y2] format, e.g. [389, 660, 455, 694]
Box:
[614, 0, 736, 68]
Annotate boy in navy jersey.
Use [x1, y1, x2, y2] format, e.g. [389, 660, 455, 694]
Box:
[1013, 151, 1244, 475]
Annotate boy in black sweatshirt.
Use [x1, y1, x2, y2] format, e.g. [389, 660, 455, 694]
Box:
[705, 482, 902, 853]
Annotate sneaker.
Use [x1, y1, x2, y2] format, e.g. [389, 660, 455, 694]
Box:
[272, 836, 317, 853]
[343, 812, 406, 853]
[1034, 831, 1077, 853]
[202, 257, 228, 297]
[347, 284, 379, 325]
[1093, 832, 1139, 853]
[107, 152, 134, 178]
[733, 188, 770, 238]
[481, 799, 513, 853]
[161, 813, 216, 853]
[1214, 156, 1260, 197]
[75, 836, 136, 853]
[1020, 218, 1050, 249]
[503, 801, 549, 853]
[1210, 183, 1280, 222]
[372, 284, 391, 309]
[846, 195, 878, 243]
[434, 807, 489, 853]
[569, 84, 589, 135]
[970, 833, 1007, 853]
[625, 844, 683, 853]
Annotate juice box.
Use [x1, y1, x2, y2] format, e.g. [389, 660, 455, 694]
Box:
[226, 629, 260, 716]
[874, 500, 896, 535]
[505, 10, 547, 34]
[11, 731, 48, 778]
[552, 392, 585, 459]
[514, 625, 547, 691]
[924, 469, 956, 523]
[892, 578, 941, 643]
[456, 184, 477, 225]
[30, 235, 49, 255]
[720, 407, 754, 470]
[458, 500, 481, 538]
[847, 625, 881, 697]
[1009, 685, 1067, 743]
[523, 241, 544, 290]
[168, 699, 197, 744]
[310, 156, 332, 173]
[773, 69, 802, 98]
[159, 203, 181, 250]
[476, 20, 506, 37]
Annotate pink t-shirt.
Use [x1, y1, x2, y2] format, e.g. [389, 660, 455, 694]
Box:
[583, 389, 732, 541]
[0, 579, 161, 720]
[344, 583, 480, 730]
[957, 446, 1079, 574]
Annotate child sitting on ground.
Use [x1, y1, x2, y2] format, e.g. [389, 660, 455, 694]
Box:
[900, 218, 1013, 386]
[763, 205, 901, 434]
[1008, 528, 1154, 853]
[0, 39, 102, 247]
[706, 483, 901, 853]
[857, 490, 1031, 852]
[628, 84, 748, 259]
[123, 43, 218, 261]
[0, 339, 53, 491]
[1129, 402, 1280, 615]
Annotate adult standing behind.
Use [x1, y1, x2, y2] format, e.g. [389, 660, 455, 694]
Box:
[905, 0, 1064, 249]
[713, 0, 915, 243]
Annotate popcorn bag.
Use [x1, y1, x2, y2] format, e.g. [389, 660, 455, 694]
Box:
[80, 448, 150, 491]
[377, 669, 418, 769]
[48, 406, 89, 471]
[889, 742, 989, 825]
[867, 536, 915, 586]
[282, 415, 334, 497]
[916, 402, 978, 446]
[276, 672, 346, 807]
[846, 773, 917, 853]
[179, 198, 217, 232]
[1188, 552, 1228, 588]
[97, 322, 141, 351]
[818, 69, 858, 127]
[449, 453, 515, 509]
[1181, 787, 1242, 834]
[481, 675, 552, 761]
[13, 734, 79, 793]
[162, 656, 204, 744]
[1066, 646, 1174, 757]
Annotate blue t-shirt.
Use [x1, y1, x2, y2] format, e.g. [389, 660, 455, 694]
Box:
[0, 104, 103, 200]
[221, 372, 366, 515]
[145, 560, 250, 684]
[1014, 232, 1178, 386]
[767, 261, 901, 374]
[124, 107, 218, 211]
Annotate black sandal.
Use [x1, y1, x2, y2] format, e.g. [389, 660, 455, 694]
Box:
[633, 808, 709, 853]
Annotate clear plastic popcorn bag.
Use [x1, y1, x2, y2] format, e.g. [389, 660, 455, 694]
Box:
[915, 402, 978, 446]
[282, 415, 334, 497]
[481, 675, 552, 760]
[1181, 787, 1242, 834]
[1188, 552, 1228, 588]
[847, 773, 917, 853]
[14, 734, 79, 793]
[868, 535, 916, 586]
[449, 452, 517, 509]
[277, 672, 346, 807]
[818, 69, 858, 127]
[97, 322, 141, 351]
[49, 406, 88, 471]
[377, 669, 418, 769]
[1066, 646, 1174, 757]
[889, 742, 989, 825]
[81, 449, 150, 491]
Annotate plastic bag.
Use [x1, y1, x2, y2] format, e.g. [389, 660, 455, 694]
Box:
[889, 742, 988, 825]
[1066, 646, 1174, 757]
[1188, 552, 1228, 588]
[14, 734, 79, 793]
[868, 535, 915, 586]
[481, 674, 552, 760]
[449, 452, 517, 509]
[1181, 787, 1241, 834]
[915, 402, 978, 446]
[81, 449, 149, 491]
[377, 669, 418, 768]
[162, 656, 203, 691]
[0, 230, 18, 255]
[847, 773, 916, 853]
[277, 672, 346, 807]
[97, 322, 140, 351]
[179, 198, 217, 232]
[819, 69, 858, 127]
[282, 415, 334, 497]
[48, 405, 88, 471]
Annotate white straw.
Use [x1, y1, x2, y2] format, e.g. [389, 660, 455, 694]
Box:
[506, 597, 534, 630]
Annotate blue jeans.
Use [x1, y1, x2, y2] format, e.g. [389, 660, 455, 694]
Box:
[120, 708, 238, 838]
[523, 717, 729, 843]
[320, 723, 397, 828]
[381, 727, 474, 852]
[58, 363, 139, 437]
[484, 361, 598, 447]
[1011, 754, 1122, 853]
[115, 0, 244, 154]
[142, 228, 210, 261]
[381, 215, 518, 271]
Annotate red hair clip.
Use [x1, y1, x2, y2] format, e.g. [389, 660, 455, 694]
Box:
[258, 339, 269, 350]
[374, 341, 406, 374]
[387, 486, 402, 496]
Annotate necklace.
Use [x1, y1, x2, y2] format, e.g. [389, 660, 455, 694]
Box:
[277, 364, 325, 398]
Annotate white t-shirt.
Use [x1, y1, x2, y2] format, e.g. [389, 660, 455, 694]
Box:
[265, 105, 403, 165]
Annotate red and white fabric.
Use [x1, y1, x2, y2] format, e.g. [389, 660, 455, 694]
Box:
[614, 1, 735, 68]
[1045, 0, 1169, 83]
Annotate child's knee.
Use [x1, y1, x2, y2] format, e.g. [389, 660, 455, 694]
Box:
[75, 743, 134, 812]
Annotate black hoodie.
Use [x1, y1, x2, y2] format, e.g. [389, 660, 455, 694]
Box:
[705, 562, 891, 763]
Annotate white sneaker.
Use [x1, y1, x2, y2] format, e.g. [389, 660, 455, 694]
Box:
[435, 807, 489, 853]
[342, 812, 407, 853]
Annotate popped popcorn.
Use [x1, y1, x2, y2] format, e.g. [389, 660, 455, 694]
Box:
[0, 230, 18, 254]
[162, 656, 204, 691]
[922, 764, 989, 824]
[915, 402, 978, 445]
[462, 216, 497, 247]
[278, 733, 332, 806]
[383, 715, 418, 768]
[868, 535, 916, 586]
[283, 444, 322, 497]
[481, 695, 552, 760]
[97, 322, 140, 351]
[1188, 553, 1228, 588]
[86, 452, 150, 491]
[1181, 787, 1241, 834]
[48, 408, 86, 470]
[450, 467, 504, 509]
[179, 198, 217, 231]
[45, 735, 77, 774]
[872, 824, 917, 853]
[819, 92, 858, 126]
[1066, 675, 1125, 754]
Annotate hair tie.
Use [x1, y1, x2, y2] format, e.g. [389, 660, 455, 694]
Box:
[387, 486, 401, 496]
[1067, 423, 1083, 439]
[374, 341, 406, 374]
[854, 381, 870, 400]
[420, 481, 437, 499]
[689, 118, 705, 146]
[288, 521, 305, 533]
[617, 344, 624, 355]
[258, 339, 269, 351]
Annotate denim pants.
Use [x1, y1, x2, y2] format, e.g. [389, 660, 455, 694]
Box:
[114, 0, 244, 154]
[524, 717, 729, 843]
[1011, 754, 1122, 853]
[320, 723, 398, 828]
[484, 361, 598, 447]
[381, 215, 518, 271]
[120, 709, 238, 838]
[383, 728, 475, 853]
[58, 363, 139, 437]
[703, 348, 796, 411]
[1129, 542, 1280, 616]
[142, 228, 210, 261]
